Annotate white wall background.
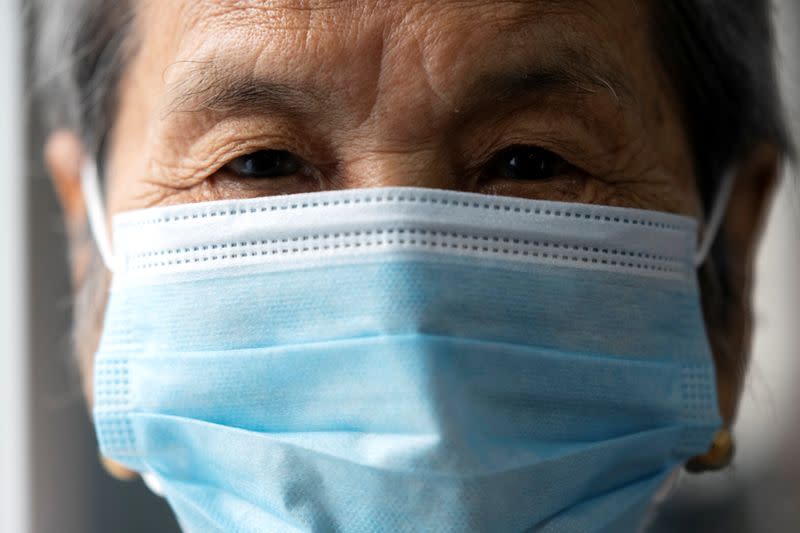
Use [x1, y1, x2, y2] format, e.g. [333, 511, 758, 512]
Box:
[0, 1, 28, 533]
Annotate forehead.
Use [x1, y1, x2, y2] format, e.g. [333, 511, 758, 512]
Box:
[133, 0, 655, 115]
[144, 0, 636, 54]
[110, 0, 697, 217]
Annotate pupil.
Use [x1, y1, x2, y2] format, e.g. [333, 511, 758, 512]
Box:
[499, 146, 563, 181]
[228, 150, 301, 179]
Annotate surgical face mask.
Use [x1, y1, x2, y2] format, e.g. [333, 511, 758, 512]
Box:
[84, 161, 727, 533]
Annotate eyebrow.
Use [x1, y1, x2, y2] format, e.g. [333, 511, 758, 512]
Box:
[162, 53, 632, 121]
[162, 63, 325, 118]
[464, 58, 633, 114]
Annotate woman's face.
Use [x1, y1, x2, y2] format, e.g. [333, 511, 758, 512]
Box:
[106, 0, 696, 216]
[49, 0, 777, 456]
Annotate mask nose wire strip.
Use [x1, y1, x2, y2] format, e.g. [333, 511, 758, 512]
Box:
[80, 159, 117, 272]
[79, 156, 731, 273]
[693, 168, 736, 268]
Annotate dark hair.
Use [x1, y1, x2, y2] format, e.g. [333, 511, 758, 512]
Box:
[652, 1, 791, 210]
[649, 2, 791, 377]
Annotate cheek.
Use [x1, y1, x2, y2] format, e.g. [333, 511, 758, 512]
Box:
[104, 63, 160, 215]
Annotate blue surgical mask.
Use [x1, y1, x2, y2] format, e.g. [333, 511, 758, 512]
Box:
[84, 161, 725, 533]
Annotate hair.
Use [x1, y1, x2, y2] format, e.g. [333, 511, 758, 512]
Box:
[29, 0, 792, 377]
[653, 2, 791, 202]
[30, 0, 136, 176]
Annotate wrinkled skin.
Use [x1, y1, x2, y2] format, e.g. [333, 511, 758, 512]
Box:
[46, 0, 779, 479]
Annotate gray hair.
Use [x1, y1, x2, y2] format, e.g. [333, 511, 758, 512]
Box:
[31, 0, 135, 175]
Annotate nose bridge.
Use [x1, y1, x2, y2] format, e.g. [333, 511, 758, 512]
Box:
[333, 23, 462, 191]
[339, 144, 459, 190]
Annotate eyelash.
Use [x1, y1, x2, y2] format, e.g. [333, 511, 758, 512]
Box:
[223, 149, 306, 180]
[479, 144, 575, 182]
[221, 144, 576, 183]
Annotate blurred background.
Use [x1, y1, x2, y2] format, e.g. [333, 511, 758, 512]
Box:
[1, 1, 798, 532]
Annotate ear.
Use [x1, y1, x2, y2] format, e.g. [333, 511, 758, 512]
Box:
[45, 130, 138, 482]
[709, 142, 781, 425]
[687, 143, 780, 474]
[44, 130, 94, 288]
[45, 130, 86, 238]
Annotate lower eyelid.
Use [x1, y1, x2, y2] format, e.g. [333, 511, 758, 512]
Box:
[479, 177, 585, 200]
[211, 167, 321, 195]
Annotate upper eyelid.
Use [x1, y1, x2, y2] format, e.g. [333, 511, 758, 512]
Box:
[155, 80, 620, 182]
[154, 112, 603, 185]
[462, 140, 574, 176]
[219, 150, 323, 184]
[225, 149, 301, 167]
[466, 118, 615, 174]
[198, 137, 312, 180]
[219, 142, 578, 178]
[148, 108, 322, 175]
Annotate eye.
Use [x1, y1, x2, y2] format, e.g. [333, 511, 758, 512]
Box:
[486, 145, 573, 181]
[224, 150, 303, 179]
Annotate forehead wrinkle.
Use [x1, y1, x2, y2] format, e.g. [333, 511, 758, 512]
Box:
[510, 62, 627, 103]
[462, 47, 633, 117]
[184, 0, 610, 36]
[150, 0, 639, 133]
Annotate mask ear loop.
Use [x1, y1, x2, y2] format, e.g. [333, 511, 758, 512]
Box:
[141, 472, 166, 498]
[80, 159, 117, 272]
[694, 168, 737, 268]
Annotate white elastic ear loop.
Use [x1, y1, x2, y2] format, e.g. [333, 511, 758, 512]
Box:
[693, 168, 736, 267]
[80, 159, 117, 272]
[142, 472, 166, 498]
[651, 466, 684, 505]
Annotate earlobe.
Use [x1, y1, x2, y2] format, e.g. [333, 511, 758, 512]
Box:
[45, 130, 88, 236]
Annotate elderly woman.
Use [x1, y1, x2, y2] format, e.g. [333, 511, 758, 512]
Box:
[35, 0, 790, 531]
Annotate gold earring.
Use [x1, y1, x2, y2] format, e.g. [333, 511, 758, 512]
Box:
[685, 428, 734, 473]
[100, 454, 139, 481]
